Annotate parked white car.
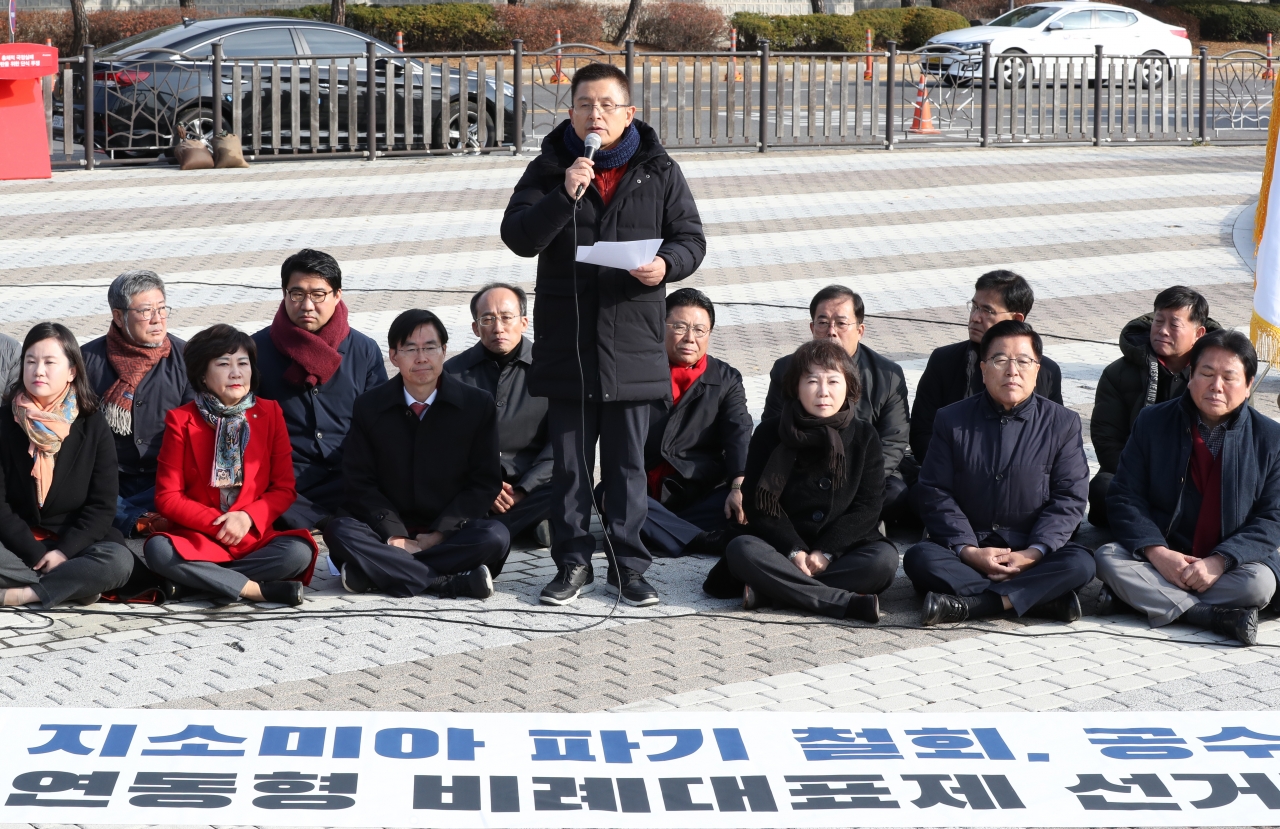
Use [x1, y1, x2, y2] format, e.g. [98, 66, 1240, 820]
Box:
[922, 1, 1194, 86]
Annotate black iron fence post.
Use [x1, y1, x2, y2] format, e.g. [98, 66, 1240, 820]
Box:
[980, 41, 990, 147]
[1198, 46, 1208, 142]
[759, 39, 770, 153]
[212, 41, 224, 139]
[366, 39, 378, 159]
[82, 44, 94, 170]
[885, 41, 897, 149]
[1093, 44, 1103, 147]
[625, 39, 635, 80]
[513, 39, 524, 154]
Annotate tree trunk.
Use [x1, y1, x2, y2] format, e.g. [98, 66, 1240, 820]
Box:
[331, 0, 345, 27]
[69, 0, 89, 55]
[810, 0, 824, 13]
[613, 0, 641, 45]
[178, 0, 196, 11]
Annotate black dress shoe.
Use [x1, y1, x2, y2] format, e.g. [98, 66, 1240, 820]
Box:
[1207, 606, 1259, 646]
[259, 580, 304, 607]
[607, 566, 660, 607]
[1095, 584, 1134, 616]
[844, 593, 880, 623]
[159, 579, 187, 603]
[921, 592, 972, 626]
[540, 564, 595, 606]
[743, 584, 766, 610]
[533, 520, 552, 548]
[341, 561, 374, 595]
[431, 565, 495, 600]
[1029, 590, 1082, 623]
[683, 529, 728, 556]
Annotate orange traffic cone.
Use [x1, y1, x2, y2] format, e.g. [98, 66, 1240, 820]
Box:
[551, 29, 571, 84]
[908, 73, 940, 135]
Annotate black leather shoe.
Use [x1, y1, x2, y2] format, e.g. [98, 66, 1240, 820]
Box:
[683, 529, 728, 556]
[607, 566, 660, 607]
[340, 561, 374, 595]
[1095, 584, 1134, 616]
[533, 520, 552, 548]
[540, 564, 595, 606]
[259, 580, 304, 607]
[1210, 606, 1259, 646]
[743, 584, 764, 610]
[844, 593, 880, 623]
[433, 565, 495, 600]
[1029, 590, 1082, 623]
[158, 579, 188, 603]
[921, 592, 970, 626]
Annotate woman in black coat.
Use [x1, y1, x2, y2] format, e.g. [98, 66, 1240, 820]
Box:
[0, 323, 132, 608]
[726, 340, 898, 622]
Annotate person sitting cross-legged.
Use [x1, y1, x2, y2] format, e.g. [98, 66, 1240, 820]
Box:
[1096, 330, 1280, 646]
[323, 310, 510, 599]
[725, 340, 897, 622]
[904, 319, 1094, 626]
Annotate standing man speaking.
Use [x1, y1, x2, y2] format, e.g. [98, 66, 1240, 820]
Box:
[502, 62, 706, 607]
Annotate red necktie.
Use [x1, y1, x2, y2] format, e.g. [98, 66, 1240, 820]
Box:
[409, 402, 429, 420]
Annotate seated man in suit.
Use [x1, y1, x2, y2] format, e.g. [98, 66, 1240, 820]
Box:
[323, 309, 510, 599]
[641, 288, 753, 556]
[1097, 330, 1280, 646]
[762, 285, 911, 523]
[904, 319, 1094, 626]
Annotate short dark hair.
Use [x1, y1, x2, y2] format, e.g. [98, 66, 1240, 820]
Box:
[570, 62, 631, 104]
[975, 270, 1034, 317]
[183, 324, 259, 395]
[389, 309, 448, 351]
[280, 248, 342, 292]
[1153, 285, 1209, 327]
[808, 285, 865, 324]
[14, 323, 98, 414]
[1190, 329, 1258, 383]
[470, 283, 528, 319]
[666, 288, 715, 329]
[980, 319, 1043, 361]
[781, 340, 862, 407]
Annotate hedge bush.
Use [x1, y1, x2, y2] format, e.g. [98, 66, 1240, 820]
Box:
[1156, 0, 1279, 42]
[273, 3, 504, 51]
[14, 8, 213, 56]
[732, 7, 968, 51]
[634, 1, 729, 50]
[492, 0, 605, 49]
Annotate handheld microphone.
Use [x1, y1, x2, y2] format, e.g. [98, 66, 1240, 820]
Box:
[574, 133, 602, 200]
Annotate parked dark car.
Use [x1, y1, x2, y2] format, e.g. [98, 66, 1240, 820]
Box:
[54, 17, 521, 158]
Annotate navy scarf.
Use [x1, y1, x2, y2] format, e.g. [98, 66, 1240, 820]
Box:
[563, 122, 641, 169]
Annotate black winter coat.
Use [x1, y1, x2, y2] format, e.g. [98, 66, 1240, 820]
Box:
[81, 332, 194, 477]
[741, 414, 886, 557]
[762, 344, 910, 477]
[500, 120, 706, 402]
[342, 374, 502, 541]
[0, 406, 124, 563]
[910, 339, 1063, 464]
[1091, 313, 1221, 474]
[444, 337, 553, 494]
[916, 392, 1088, 553]
[1108, 394, 1280, 589]
[645, 354, 753, 511]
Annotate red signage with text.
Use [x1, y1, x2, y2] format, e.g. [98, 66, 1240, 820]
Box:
[0, 43, 61, 180]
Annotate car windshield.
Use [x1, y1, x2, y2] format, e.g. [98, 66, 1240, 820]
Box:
[96, 23, 187, 56]
[988, 5, 1060, 27]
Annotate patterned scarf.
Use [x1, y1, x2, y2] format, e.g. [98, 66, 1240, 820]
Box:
[103, 323, 170, 436]
[195, 391, 255, 512]
[755, 398, 854, 518]
[13, 387, 78, 508]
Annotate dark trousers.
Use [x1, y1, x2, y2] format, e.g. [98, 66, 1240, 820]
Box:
[143, 534, 314, 605]
[0, 541, 132, 608]
[492, 481, 554, 539]
[902, 539, 1096, 616]
[547, 398, 651, 573]
[642, 486, 730, 557]
[323, 516, 510, 598]
[1088, 471, 1113, 528]
[114, 471, 156, 537]
[727, 534, 899, 617]
[882, 475, 915, 525]
[277, 472, 345, 531]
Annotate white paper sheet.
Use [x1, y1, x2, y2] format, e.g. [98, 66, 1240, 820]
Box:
[575, 239, 662, 271]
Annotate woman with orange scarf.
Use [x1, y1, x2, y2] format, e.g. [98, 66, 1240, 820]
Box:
[0, 324, 133, 607]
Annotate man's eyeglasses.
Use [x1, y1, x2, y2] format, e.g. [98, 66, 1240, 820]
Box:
[985, 355, 1040, 371]
[667, 322, 710, 339]
[966, 300, 1008, 319]
[478, 313, 521, 328]
[573, 101, 629, 114]
[127, 305, 171, 321]
[395, 344, 443, 358]
[287, 288, 335, 304]
[813, 317, 856, 332]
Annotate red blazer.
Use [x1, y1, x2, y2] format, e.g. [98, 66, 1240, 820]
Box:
[153, 398, 317, 582]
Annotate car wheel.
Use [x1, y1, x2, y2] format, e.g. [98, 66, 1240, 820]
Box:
[1139, 51, 1167, 89]
[434, 99, 495, 151]
[172, 106, 216, 146]
[999, 50, 1028, 87]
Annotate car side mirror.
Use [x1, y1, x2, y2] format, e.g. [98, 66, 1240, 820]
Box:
[1046, 21, 1063, 30]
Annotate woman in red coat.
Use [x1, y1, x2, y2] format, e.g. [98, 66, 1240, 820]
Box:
[144, 324, 317, 606]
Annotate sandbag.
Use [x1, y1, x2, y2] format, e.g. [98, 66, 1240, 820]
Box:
[213, 133, 249, 169]
[174, 125, 214, 171]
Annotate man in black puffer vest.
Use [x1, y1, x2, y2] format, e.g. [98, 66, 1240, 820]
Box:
[501, 62, 706, 608]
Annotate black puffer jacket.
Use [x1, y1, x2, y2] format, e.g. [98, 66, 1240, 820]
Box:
[500, 120, 706, 402]
[1091, 313, 1221, 474]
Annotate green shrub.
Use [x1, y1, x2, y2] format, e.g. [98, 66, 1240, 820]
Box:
[1155, 0, 1280, 42]
[732, 7, 967, 52]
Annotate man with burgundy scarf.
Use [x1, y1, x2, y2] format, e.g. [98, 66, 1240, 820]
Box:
[83, 270, 194, 537]
[252, 249, 387, 532]
[1097, 329, 1280, 646]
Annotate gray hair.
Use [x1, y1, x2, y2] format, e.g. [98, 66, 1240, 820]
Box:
[108, 270, 166, 313]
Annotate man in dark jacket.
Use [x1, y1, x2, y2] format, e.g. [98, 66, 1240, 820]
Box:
[82, 270, 194, 537]
[253, 249, 388, 531]
[762, 285, 911, 523]
[323, 310, 509, 600]
[1088, 286, 1216, 527]
[1098, 330, 1279, 646]
[501, 62, 705, 607]
[641, 289, 752, 556]
[904, 320, 1094, 625]
[910, 270, 1063, 466]
[444, 283, 553, 546]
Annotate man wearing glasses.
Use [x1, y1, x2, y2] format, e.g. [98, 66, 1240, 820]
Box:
[762, 285, 911, 524]
[444, 283, 554, 547]
[83, 270, 194, 537]
[905, 320, 1093, 626]
[501, 62, 705, 607]
[909, 270, 1062, 467]
[252, 249, 387, 532]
